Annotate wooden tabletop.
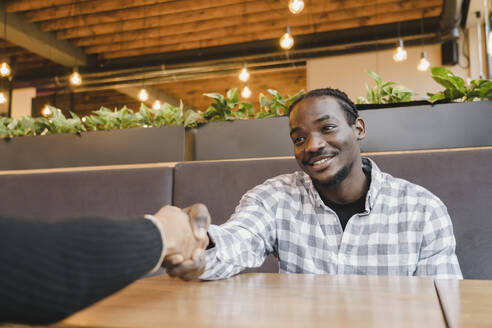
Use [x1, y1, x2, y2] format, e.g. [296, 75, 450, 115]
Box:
[52, 273, 445, 328]
[435, 279, 492, 328]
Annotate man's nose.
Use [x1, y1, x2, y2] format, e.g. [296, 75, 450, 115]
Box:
[305, 134, 325, 152]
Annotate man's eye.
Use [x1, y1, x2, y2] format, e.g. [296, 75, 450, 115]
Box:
[293, 136, 305, 145]
[322, 125, 335, 133]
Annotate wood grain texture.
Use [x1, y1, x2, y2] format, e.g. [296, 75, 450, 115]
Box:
[435, 279, 492, 328]
[55, 274, 446, 328]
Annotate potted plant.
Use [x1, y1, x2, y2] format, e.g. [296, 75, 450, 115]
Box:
[188, 88, 303, 161]
[0, 104, 186, 170]
[355, 68, 492, 152]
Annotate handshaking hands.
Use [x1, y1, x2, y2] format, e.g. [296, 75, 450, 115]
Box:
[153, 203, 211, 281]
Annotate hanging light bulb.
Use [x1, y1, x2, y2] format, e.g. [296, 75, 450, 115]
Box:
[417, 51, 431, 71]
[238, 64, 250, 82]
[0, 61, 11, 77]
[41, 105, 52, 117]
[138, 88, 149, 102]
[153, 100, 162, 109]
[280, 26, 294, 50]
[241, 85, 252, 98]
[488, 31, 492, 55]
[393, 39, 407, 62]
[288, 0, 304, 14]
[0, 92, 6, 104]
[70, 67, 82, 86]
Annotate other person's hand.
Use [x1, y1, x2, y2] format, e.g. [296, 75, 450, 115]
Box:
[153, 203, 210, 280]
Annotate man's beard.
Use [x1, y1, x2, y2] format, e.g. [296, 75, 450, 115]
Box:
[316, 160, 354, 187]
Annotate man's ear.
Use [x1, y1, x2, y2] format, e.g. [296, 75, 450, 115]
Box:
[353, 117, 366, 141]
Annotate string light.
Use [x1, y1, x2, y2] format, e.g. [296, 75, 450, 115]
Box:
[288, 0, 304, 14]
[0, 92, 6, 104]
[488, 31, 492, 55]
[70, 67, 82, 86]
[41, 105, 52, 117]
[0, 61, 10, 77]
[280, 26, 294, 50]
[138, 88, 149, 102]
[241, 85, 252, 98]
[238, 64, 250, 82]
[417, 51, 430, 71]
[153, 100, 162, 109]
[393, 39, 407, 62]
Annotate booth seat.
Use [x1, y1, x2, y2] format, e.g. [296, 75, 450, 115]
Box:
[1, 147, 491, 279]
[0, 163, 174, 222]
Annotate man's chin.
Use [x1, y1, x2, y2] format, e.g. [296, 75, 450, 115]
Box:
[308, 161, 354, 188]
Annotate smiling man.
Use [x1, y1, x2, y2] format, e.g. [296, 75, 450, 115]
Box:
[166, 88, 462, 281]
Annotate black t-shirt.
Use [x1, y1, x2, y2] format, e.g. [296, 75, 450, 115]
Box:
[323, 193, 367, 230]
[322, 171, 371, 231]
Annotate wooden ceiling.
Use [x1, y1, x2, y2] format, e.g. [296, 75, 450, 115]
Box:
[2, 0, 444, 116]
[7, 0, 443, 61]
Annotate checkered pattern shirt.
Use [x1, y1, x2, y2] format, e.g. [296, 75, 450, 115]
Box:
[200, 158, 463, 280]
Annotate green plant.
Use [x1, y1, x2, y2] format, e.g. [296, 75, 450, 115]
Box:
[83, 106, 139, 131]
[357, 71, 414, 104]
[136, 102, 184, 127]
[256, 89, 304, 118]
[0, 116, 12, 138]
[428, 67, 492, 102]
[41, 107, 86, 135]
[203, 88, 254, 121]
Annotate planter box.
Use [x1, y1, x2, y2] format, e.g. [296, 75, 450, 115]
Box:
[189, 101, 492, 161]
[0, 125, 185, 170]
[189, 116, 292, 161]
[359, 101, 492, 152]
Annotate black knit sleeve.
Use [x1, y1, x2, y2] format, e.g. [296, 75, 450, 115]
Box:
[0, 216, 163, 325]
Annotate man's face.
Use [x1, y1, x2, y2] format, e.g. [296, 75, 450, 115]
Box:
[289, 96, 365, 187]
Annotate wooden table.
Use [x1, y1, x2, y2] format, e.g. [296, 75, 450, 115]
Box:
[435, 279, 492, 328]
[52, 273, 446, 328]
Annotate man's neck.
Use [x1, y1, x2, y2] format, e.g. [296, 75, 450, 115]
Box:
[314, 160, 369, 205]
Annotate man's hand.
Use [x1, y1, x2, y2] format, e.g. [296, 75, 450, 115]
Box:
[153, 203, 211, 280]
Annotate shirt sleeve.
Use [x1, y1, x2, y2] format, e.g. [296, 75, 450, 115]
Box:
[199, 193, 277, 280]
[0, 216, 163, 325]
[414, 202, 463, 279]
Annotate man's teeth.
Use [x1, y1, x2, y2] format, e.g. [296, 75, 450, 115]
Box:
[312, 158, 329, 165]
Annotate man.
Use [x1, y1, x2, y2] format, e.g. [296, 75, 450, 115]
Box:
[0, 204, 210, 325]
[166, 88, 462, 281]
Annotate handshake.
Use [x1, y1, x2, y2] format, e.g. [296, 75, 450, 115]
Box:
[152, 204, 211, 281]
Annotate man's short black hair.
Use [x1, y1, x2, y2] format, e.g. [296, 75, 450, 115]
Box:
[288, 88, 359, 125]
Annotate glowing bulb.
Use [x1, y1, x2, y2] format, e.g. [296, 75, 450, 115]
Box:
[41, 105, 52, 117]
[488, 31, 492, 55]
[0, 92, 6, 104]
[280, 26, 294, 50]
[241, 85, 252, 98]
[138, 88, 149, 102]
[417, 51, 430, 71]
[393, 39, 407, 62]
[288, 0, 304, 14]
[239, 67, 250, 82]
[153, 100, 162, 109]
[70, 68, 82, 86]
[82, 117, 86, 122]
[0, 62, 11, 77]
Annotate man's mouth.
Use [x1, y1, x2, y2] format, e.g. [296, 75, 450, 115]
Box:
[306, 153, 337, 169]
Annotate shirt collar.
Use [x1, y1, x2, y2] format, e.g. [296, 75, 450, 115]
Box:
[300, 157, 383, 213]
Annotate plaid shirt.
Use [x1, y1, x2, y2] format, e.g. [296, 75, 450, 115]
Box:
[201, 158, 462, 280]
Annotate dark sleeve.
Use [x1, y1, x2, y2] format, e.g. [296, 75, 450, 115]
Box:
[0, 216, 163, 325]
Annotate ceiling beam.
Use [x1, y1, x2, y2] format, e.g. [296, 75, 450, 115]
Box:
[63, 0, 405, 42]
[99, 6, 441, 59]
[0, 1, 87, 67]
[114, 86, 193, 110]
